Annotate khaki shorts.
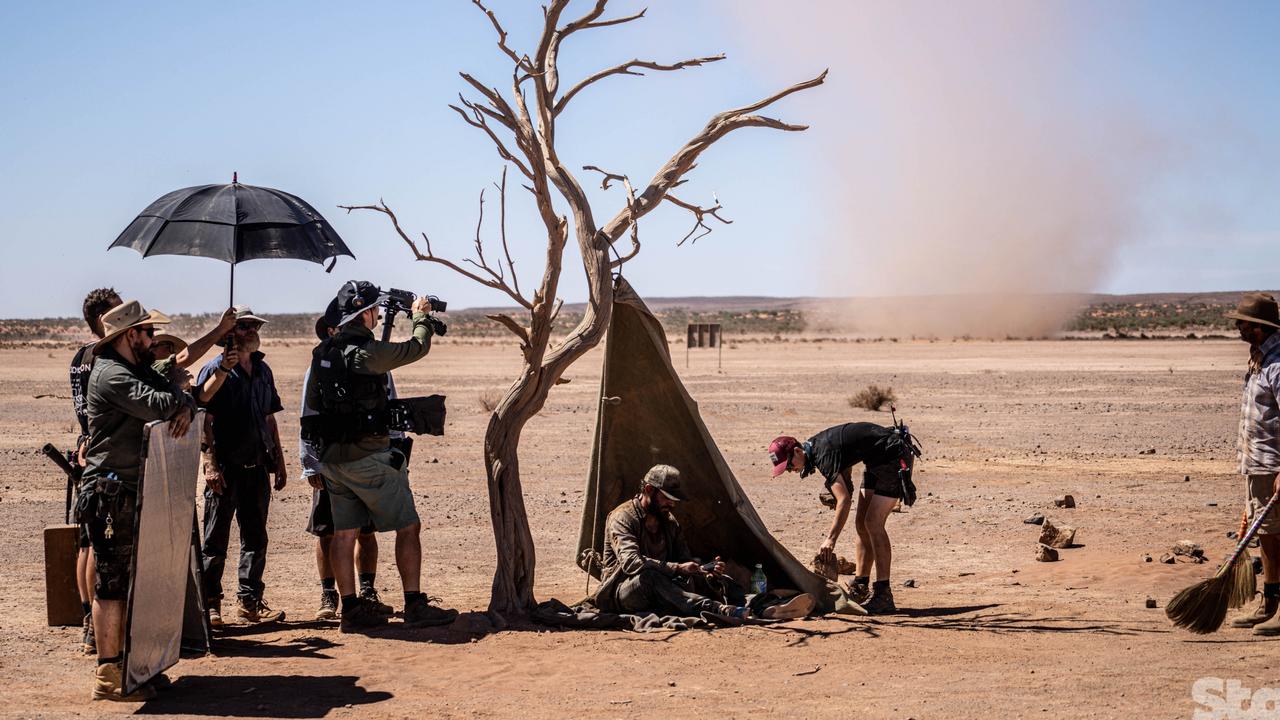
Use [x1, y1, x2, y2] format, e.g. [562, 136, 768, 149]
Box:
[1246, 473, 1280, 536]
[321, 449, 420, 533]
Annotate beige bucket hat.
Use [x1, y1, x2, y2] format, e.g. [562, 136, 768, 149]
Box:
[93, 300, 171, 355]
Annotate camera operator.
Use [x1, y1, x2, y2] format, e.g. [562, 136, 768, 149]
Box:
[303, 281, 457, 632]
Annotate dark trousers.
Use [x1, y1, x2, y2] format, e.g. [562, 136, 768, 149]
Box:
[201, 464, 270, 603]
[615, 568, 728, 617]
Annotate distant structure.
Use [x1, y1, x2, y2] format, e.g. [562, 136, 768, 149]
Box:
[686, 322, 722, 369]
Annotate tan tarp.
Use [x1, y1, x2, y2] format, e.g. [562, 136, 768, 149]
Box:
[577, 278, 858, 614]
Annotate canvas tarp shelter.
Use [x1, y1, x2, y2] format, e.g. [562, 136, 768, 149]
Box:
[122, 412, 209, 695]
[577, 278, 859, 615]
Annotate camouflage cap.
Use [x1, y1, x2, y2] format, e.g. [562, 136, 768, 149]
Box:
[641, 464, 687, 501]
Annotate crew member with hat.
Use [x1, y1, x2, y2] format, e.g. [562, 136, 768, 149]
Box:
[303, 281, 457, 631]
[768, 421, 915, 614]
[194, 304, 288, 626]
[82, 299, 195, 700]
[1226, 292, 1280, 635]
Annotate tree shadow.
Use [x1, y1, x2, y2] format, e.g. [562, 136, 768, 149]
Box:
[897, 603, 1001, 619]
[213, 619, 334, 638]
[212, 634, 339, 660]
[891, 610, 1165, 637]
[138, 674, 391, 718]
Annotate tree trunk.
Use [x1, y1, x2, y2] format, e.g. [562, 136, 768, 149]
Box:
[483, 404, 537, 621]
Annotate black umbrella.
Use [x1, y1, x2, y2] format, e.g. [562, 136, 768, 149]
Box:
[109, 174, 355, 304]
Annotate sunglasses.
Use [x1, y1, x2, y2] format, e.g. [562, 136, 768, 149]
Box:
[134, 326, 156, 337]
[235, 321, 263, 331]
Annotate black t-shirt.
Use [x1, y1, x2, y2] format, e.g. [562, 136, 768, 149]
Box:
[800, 422, 897, 490]
[70, 341, 95, 438]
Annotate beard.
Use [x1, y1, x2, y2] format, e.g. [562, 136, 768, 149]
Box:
[134, 344, 156, 366]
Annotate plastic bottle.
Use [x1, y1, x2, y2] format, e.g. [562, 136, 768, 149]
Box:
[750, 564, 768, 595]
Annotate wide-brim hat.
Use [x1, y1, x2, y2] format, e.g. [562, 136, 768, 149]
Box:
[1225, 292, 1280, 329]
[152, 334, 188, 353]
[93, 300, 171, 355]
[216, 304, 269, 346]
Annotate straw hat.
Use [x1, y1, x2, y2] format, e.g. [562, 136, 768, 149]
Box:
[93, 300, 171, 355]
[1225, 292, 1280, 329]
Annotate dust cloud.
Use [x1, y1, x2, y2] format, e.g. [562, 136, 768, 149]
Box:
[732, 1, 1159, 337]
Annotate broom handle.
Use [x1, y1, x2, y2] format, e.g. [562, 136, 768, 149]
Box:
[1216, 491, 1280, 577]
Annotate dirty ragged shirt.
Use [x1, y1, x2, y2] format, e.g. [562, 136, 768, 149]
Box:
[601, 497, 695, 580]
[1239, 331, 1280, 474]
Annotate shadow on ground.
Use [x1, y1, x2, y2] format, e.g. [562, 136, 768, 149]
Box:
[138, 674, 391, 717]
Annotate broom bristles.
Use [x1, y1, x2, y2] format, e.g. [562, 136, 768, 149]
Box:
[1165, 553, 1256, 634]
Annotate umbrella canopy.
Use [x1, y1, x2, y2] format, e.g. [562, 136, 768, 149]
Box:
[109, 178, 355, 302]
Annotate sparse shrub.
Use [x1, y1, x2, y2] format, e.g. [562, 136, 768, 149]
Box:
[849, 384, 896, 411]
[478, 387, 505, 413]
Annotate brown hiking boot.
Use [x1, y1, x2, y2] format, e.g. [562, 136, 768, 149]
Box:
[843, 580, 871, 605]
[1230, 595, 1279, 628]
[238, 597, 285, 623]
[340, 597, 388, 633]
[92, 661, 157, 702]
[208, 602, 223, 627]
[1254, 603, 1280, 636]
[863, 587, 898, 615]
[404, 595, 458, 628]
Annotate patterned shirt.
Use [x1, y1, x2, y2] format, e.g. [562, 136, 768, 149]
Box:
[1238, 331, 1280, 475]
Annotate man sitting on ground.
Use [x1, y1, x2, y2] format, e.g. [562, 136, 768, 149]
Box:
[592, 465, 811, 620]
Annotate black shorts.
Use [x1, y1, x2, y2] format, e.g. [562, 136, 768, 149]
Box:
[306, 485, 375, 537]
[78, 521, 91, 549]
[84, 490, 137, 601]
[862, 458, 913, 500]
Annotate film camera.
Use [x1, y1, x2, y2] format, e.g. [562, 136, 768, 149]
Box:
[380, 287, 448, 340]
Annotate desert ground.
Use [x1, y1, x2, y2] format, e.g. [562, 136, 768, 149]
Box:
[1, 336, 1274, 719]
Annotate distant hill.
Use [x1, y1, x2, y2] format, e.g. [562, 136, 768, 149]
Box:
[0, 290, 1261, 345]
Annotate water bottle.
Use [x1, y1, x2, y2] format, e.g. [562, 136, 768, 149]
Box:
[750, 564, 768, 595]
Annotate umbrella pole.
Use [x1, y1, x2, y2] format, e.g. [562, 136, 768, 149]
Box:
[229, 263, 235, 306]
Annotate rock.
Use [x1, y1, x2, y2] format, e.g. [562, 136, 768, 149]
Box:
[1160, 553, 1176, 564]
[1054, 495, 1076, 509]
[1145, 597, 1157, 609]
[1035, 544, 1059, 562]
[1143, 554, 1152, 562]
[1206, 502, 1218, 507]
[1227, 531, 1239, 540]
[902, 579, 917, 588]
[1172, 541, 1206, 563]
[1184, 475, 1191, 482]
[1038, 520, 1076, 549]
[1023, 513, 1045, 525]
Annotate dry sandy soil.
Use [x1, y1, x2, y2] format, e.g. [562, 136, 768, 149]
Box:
[2, 337, 1275, 719]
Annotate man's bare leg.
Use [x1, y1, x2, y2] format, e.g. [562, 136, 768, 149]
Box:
[863, 494, 898, 582]
[853, 491, 875, 581]
[329, 529, 360, 597]
[394, 523, 422, 593]
[92, 598, 124, 659]
[357, 532, 378, 574]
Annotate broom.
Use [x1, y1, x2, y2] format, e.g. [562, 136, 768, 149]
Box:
[1165, 492, 1278, 634]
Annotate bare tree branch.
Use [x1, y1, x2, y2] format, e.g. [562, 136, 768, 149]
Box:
[596, 69, 828, 244]
[494, 167, 521, 298]
[485, 313, 531, 346]
[664, 193, 732, 246]
[581, 164, 626, 191]
[584, 165, 642, 268]
[449, 99, 535, 180]
[471, 0, 529, 70]
[338, 200, 533, 311]
[554, 54, 725, 117]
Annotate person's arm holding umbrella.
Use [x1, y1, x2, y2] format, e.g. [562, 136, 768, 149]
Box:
[176, 307, 237, 369]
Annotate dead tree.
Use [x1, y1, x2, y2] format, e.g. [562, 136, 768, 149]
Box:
[344, 0, 824, 622]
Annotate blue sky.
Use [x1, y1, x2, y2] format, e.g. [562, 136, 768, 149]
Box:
[1, 1, 1276, 318]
